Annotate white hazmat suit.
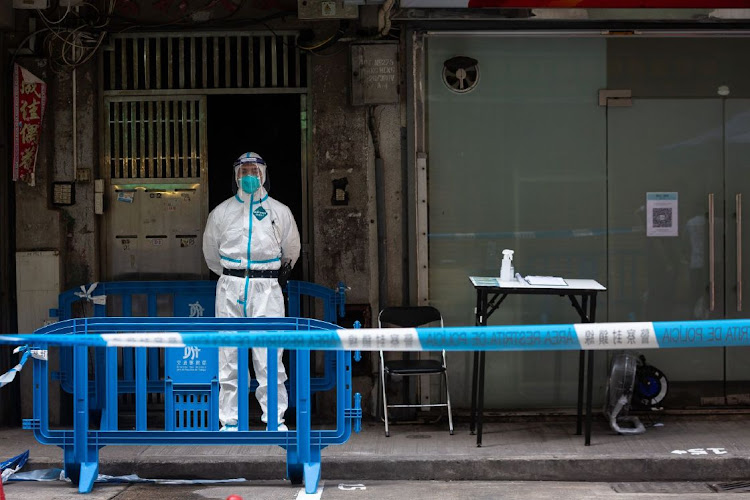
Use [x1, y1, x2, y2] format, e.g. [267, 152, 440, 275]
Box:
[202, 152, 301, 430]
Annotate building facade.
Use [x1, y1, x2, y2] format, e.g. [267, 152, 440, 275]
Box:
[1, 2, 750, 425]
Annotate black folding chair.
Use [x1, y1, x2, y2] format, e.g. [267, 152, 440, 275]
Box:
[378, 306, 454, 437]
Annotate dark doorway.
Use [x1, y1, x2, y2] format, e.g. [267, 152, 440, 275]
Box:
[207, 94, 304, 281]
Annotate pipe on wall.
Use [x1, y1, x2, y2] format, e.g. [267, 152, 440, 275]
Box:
[368, 106, 388, 310]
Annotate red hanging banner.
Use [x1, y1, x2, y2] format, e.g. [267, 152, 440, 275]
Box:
[13, 64, 47, 187]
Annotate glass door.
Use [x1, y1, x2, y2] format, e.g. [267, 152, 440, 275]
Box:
[426, 36, 607, 408]
[724, 99, 750, 392]
[607, 99, 726, 404]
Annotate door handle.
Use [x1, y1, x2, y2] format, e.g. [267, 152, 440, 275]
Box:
[738, 193, 743, 312]
[709, 193, 715, 312]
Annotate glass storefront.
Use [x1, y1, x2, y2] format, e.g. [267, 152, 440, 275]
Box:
[425, 35, 750, 409]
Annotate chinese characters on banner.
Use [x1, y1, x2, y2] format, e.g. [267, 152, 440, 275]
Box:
[13, 64, 47, 187]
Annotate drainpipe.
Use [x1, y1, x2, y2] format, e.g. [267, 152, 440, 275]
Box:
[368, 107, 388, 310]
[72, 66, 77, 180]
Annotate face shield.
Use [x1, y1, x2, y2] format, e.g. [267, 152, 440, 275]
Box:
[232, 152, 267, 195]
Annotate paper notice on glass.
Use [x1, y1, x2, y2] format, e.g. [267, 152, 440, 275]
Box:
[647, 192, 678, 237]
[524, 276, 567, 286]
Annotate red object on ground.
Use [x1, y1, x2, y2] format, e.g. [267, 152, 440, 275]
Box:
[226, 496, 243, 500]
[0, 478, 6, 500]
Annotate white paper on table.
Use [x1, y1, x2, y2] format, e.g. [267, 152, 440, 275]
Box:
[524, 276, 567, 286]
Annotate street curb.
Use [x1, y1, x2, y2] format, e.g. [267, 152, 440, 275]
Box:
[25, 455, 750, 483]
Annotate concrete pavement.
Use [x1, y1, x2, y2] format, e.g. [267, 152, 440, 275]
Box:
[2, 414, 750, 484]
[8, 480, 750, 500]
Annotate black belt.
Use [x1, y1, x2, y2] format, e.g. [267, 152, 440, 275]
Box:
[223, 268, 279, 278]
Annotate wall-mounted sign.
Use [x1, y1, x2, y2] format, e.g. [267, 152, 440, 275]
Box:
[351, 43, 399, 106]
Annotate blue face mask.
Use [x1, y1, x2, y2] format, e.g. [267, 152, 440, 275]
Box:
[240, 175, 261, 194]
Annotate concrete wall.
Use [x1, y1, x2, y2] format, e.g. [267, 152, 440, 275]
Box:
[310, 49, 377, 307]
[0, 2, 13, 30]
[13, 58, 61, 422]
[309, 44, 406, 417]
[379, 103, 406, 309]
[13, 57, 98, 421]
[309, 48, 406, 310]
[14, 58, 61, 253]
[50, 61, 98, 289]
[14, 58, 97, 297]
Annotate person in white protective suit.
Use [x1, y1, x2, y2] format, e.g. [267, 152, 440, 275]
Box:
[202, 152, 301, 431]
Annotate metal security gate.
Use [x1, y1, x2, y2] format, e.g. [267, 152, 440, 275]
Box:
[103, 96, 208, 280]
[106, 98, 205, 180]
[101, 31, 306, 92]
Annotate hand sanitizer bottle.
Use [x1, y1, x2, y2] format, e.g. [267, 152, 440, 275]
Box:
[500, 249, 514, 281]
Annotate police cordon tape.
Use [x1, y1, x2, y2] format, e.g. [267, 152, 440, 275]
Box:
[0, 347, 31, 389]
[0, 346, 46, 389]
[0, 318, 750, 351]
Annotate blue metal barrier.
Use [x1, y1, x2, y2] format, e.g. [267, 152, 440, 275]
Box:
[51, 281, 217, 407]
[50, 280, 346, 412]
[163, 345, 220, 431]
[22, 316, 362, 495]
[9, 315, 750, 492]
[287, 281, 348, 401]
